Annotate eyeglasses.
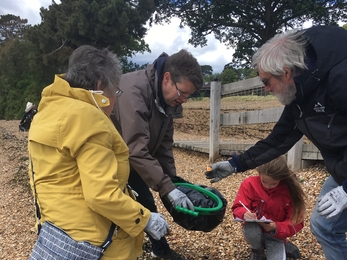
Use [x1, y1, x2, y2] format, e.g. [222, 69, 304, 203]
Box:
[261, 75, 273, 87]
[173, 81, 189, 99]
[115, 88, 123, 97]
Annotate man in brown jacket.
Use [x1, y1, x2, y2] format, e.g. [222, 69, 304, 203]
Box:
[112, 50, 203, 259]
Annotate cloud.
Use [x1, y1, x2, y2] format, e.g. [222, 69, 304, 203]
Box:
[0, 0, 234, 73]
[131, 18, 234, 73]
[0, 0, 51, 25]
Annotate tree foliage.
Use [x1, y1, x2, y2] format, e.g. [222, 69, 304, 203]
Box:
[0, 38, 46, 119]
[26, 0, 156, 70]
[154, 0, 347, 66]
[0, 14, 30, 44]
[0, 0, 158, 119]
[200, 65, 213, 76]
[121, 57, 148, 73]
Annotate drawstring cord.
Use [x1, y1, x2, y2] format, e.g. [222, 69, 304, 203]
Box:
[90, 90, 104, 111]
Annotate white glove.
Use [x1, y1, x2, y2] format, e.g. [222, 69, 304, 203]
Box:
[205, 161, 235, 183]
[317, 186, 347, 219]
[166, 188, 195, 210]
[144, 212, 170, 240]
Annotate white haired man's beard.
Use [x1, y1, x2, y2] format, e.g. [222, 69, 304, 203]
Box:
[272, 83, 296, 105]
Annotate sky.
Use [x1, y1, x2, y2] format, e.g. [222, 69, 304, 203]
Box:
[0, 0, 235, 73]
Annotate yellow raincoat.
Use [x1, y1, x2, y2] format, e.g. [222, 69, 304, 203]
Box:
[28, 75, 150, 259]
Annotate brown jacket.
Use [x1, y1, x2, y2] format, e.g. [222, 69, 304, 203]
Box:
[112, 55, 182, 197]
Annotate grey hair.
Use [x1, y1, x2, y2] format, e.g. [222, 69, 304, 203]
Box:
[65, 45, 122, 97]
[252, 29, 308, 77]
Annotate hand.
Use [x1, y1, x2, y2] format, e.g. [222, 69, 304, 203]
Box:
[205, 161, 235, 183]
[166, 188, 195, 210]
[318, 186, 347, 219]
[144, 212, 170, 240]
[244, 212, 257, 220]
[259, 222, 276, 232]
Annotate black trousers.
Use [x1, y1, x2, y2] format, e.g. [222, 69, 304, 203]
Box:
[128, 169, 171, 253]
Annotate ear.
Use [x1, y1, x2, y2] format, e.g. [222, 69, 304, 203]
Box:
[96, 81, 103, 91]
[283, 67, 292, 80]
[163, 72, 171, 84]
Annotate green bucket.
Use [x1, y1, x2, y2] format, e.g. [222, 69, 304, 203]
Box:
[174, 182, 224, 217]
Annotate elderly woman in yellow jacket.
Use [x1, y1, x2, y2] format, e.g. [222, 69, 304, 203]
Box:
[28, 45, 169, 260]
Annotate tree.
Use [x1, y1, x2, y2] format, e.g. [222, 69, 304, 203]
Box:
[154, 0, 347, 66]
[200, 65, 213, 76]
[203, 73, 220, 83]
[26, 0, 156, 70]
[0, 38, 45, 119]
[219, 68, 239, 85]
[120, 57, 148, 73]
[0, 14, 30, 44]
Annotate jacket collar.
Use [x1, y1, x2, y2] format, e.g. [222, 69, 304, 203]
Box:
[42, 75, 111, 109]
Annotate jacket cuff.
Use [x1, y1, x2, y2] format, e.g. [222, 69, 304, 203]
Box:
[228, 154, 244, 172]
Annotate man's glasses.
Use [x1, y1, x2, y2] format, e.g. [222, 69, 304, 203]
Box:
[261, 75, 273, 87]
[173, 81, 189, 99]
[115, 88, 123, 97]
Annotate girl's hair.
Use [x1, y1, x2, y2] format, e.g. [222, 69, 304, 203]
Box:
[257, 155, 306, 224]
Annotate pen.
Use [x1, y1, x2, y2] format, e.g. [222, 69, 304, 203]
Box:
[239, 200, 251, 213]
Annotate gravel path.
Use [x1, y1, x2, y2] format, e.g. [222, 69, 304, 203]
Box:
[0, 117, 327, 259]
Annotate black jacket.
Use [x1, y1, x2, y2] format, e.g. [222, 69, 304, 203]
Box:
[231, 25, 347, 186]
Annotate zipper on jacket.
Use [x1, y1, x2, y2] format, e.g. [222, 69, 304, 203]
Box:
[154, 99, 168, 117]
[298, 104, 318, 145]
[296, 105, 303, 118]
[311, 69, 321, 81]
[326, 114, 336, 141]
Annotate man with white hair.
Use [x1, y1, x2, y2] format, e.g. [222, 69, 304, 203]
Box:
[206, 25, 347, 260]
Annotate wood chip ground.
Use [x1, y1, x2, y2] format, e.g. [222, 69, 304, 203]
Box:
[0, 98, 327, 259]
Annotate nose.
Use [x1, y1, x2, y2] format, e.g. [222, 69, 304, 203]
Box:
[180, 96, 189, 103]
[264, 85, 272, 92]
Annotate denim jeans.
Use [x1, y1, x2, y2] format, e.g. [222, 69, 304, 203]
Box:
[310, 176, 347, 260]
[243, 222, 286, 260]
[128, 169, 171, 254]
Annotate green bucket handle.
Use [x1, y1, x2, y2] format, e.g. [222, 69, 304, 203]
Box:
[174, 182, 224, 217]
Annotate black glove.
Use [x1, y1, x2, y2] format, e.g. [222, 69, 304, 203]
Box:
[205, 161, 235, 183]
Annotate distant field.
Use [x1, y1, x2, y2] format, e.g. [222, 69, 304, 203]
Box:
[175, 95, 281, 139]
[185, 95, 280, 110]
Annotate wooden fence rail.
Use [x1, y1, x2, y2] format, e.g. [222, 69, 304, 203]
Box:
[209, 79, 322, 171]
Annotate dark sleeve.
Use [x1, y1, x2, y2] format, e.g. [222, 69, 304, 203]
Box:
[342, 178, 347, 193]
[230, 107, 303, 172]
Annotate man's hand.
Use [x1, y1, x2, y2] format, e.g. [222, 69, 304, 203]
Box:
[144, 212, 170, 240]
[205, 161, 235, 183]
[166, 188, 195, 210]
[317, 186, 347, 219]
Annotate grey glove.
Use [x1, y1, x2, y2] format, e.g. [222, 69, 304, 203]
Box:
[166, 188, 195, 210]
[317, 186, 347, 219]
[144, 212, 170, 240]
[205, 161, 235, 183]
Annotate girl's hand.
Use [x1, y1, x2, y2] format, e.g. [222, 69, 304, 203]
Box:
[244, 212, 257, 220]
[259, 221, 276, 232]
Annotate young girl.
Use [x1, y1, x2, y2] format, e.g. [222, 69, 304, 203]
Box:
[232, 155, 306, 260]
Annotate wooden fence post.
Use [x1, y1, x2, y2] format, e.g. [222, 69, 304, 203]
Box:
[209, 80, 221, 163]
[287, 138, 303, 171]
